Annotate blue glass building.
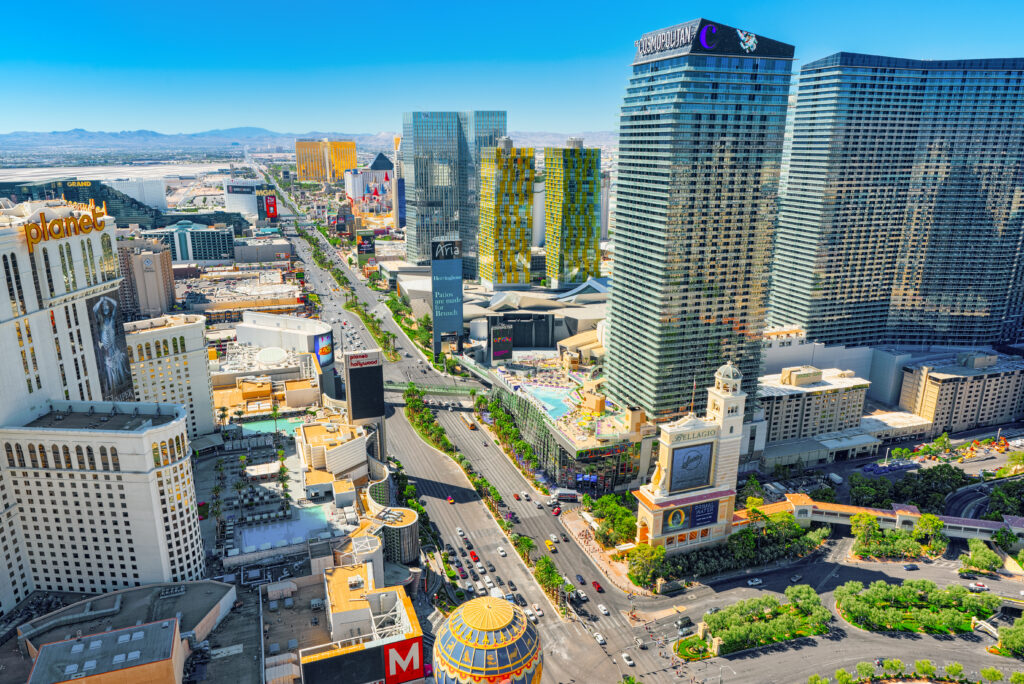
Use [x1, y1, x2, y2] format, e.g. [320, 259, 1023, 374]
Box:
[400, 111, 506, 278]
[605, 19, 794, 418]
[769, 53, 1024, 346]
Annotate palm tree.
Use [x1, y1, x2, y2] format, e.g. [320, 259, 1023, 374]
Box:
[270, 403, 280, 435]
[233, 409, 244, 423]
[232, 478, 246, 501]
[217, 406, 229, 429]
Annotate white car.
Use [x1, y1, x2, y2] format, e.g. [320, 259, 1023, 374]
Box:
[594, 633, 606, 645]
[457, 527, 465, 537]
[747, 578, 763, 587]
[549, 534, 559, 544]
[622, 653, 635, 667]
[532, 603, 543, 617]
[524, 608, 537, 623]
[476, 563, 486, 574]
[497, 546, 507, 557]
[598, 604, 609, 615]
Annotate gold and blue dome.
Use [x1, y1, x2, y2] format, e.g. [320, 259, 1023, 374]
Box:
[432, 596, 542, 684]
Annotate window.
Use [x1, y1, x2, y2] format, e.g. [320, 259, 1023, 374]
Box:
[41, 247, 55, 297]
[76, 446, 85, 469]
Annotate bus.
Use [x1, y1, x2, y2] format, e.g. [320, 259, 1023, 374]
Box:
[461, 414, 477, 431]
[552, 488, 579, 503]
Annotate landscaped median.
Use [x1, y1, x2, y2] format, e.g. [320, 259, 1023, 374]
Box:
[673, 585, 832, 660]
[474, 396, 550, 497]
[834, 578, 1000, 634]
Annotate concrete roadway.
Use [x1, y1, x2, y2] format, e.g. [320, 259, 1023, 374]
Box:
[284, 222, 1022, 683]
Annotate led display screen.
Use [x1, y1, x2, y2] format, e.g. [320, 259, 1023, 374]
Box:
[668, 442, 714, 494]
[662, 499, 720, 531]
[314, 332, 334, 367]
[348, 365, 384, 420]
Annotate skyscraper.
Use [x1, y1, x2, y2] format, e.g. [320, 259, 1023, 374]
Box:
[295, 139, 356, 183]
[605, 19, 794, 419]
[769, 53, 1024, 347]
[479, 138, 535, 290]
[545, 138, 601, 289]
[401, 111, 506, 277]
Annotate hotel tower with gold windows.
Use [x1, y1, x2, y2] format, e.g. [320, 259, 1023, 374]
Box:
[478, 138, 535, 291]
[295, 139, 357, 183]
[0, 199, 204, 621]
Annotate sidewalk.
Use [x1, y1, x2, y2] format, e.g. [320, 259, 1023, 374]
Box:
[560, 508, 652, 597]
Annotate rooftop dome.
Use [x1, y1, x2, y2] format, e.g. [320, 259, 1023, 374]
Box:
[716, 361, 742, 381]
[432, 596, 543, 684]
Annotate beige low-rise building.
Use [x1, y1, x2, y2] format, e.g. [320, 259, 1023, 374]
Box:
[899, 352, 1024, 436]
[758, 366, 869, 443]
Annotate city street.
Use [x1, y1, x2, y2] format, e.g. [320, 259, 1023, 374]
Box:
[283, 218, 1024, 683]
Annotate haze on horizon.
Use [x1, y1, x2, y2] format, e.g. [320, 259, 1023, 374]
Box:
[1, 0, 1022, 134]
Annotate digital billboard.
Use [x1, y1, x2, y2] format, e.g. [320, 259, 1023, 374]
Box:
[300, 637, 423, 684]
[226, 184, 254, 194]
[357, 229, 376, 267]
[668, 442, 714, 494]
[662, 499, 720, 532]
[264, 194, 278, 219]
[314, 331, 334, 367]
[490, 325, 513, 364]
[86, 294, 134, 401]
[430, 238, 463, 357]
[345, 351, 385, 421]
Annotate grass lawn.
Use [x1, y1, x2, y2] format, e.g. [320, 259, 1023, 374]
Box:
[675, 635, 711, 661]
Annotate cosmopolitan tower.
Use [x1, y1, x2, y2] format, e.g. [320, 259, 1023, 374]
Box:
[606, 19, 794, 418]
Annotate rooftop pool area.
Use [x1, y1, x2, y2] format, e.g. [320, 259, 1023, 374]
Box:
[236, 504, 340, 551]
[241, 417, 305, 436]
[522, 384, 573, 420]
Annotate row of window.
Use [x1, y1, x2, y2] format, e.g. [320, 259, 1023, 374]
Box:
[127, 335, 188, 363]
[5, 443, 120, 471]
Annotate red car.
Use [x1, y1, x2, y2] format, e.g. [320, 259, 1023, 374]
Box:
[552, 507, 561, 516]
[513, 493, 521, 500]
[447, 496, 455, 504]
[469, 551, 479, 562]
[592, 581, 603, 593]
[458, 568, 467, 579]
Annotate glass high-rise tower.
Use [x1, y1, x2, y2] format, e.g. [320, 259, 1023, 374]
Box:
[479, 138, 535, 290]
[769, 54, 1024, 346]
[605, 19, 794, 419]
[401, 111, 506, 277]
[545, 138, 602, 289]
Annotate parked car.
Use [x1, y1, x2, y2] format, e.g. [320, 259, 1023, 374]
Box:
[524, 608, 537, 623]
[508, 580, 517, 591]
[486, 562, 495, 573]
[789, 574, 803, 583]
[494, 575, 503, 586]
[532, 603, 543, 617]
[515, 593, 527, 606]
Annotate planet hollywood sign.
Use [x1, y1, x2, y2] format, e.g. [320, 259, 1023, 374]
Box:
[347, 353, 381, 369]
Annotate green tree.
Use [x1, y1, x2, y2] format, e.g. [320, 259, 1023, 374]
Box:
[980, 667, 1004, 682]
[809, 486, 837, 503]
[851, 512, 880, 543]
[745, 496, 765, 509]
[626, 543, 666, 587]
[739, 474, 766, 502]
[882, 659, 903, 676]
[914, 659, 936, 678]
[990, 527, 1018, 552]
[1008, 672, 1024, 684]
[855, 662, 875, 680]
[807, 676, 829, 684]
[960, 538, 1001, 572]
[581, 493, 594, 510]
[833, 668, 853, 684]
[912, 513, 944, 542]
[944, 662, 964, 679]
[999, 617, 1024, 655]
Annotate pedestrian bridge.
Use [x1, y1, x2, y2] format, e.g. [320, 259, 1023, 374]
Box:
[383, 382, 475, 396]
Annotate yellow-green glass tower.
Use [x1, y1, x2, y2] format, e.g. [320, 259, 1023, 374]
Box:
[478, 138, 535, 290]
[544, 138, 601, 288]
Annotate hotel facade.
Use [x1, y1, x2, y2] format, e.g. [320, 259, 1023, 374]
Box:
[0, 200, 204, 620]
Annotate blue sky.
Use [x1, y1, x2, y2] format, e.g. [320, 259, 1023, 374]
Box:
[3, 0, 1023, 134]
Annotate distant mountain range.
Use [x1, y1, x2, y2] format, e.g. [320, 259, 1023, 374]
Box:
[0, 127, 617, 153]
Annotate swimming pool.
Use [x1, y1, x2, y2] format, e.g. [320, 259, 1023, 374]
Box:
[237, 504, 337, 550]
[523, 385, 573, 420]
[241, 417, 305, 436]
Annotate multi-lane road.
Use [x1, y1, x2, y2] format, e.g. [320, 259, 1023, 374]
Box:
[282, 212, 1021, 684]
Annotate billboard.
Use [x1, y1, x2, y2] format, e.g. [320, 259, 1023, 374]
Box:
[663, 499, 720, 532]
[314, 331, 334, 367]
[668, 442, 715, 494]
[345, 351, 385, 421]
[264, 194, 278, 219]
[430, 238, 463, 357]
[226, 184, 254, 194]
[357, 230, 376, 267]
[300, 637, 423, 684]
[86, 294, 134, 401]
[490, 325, 513, 364]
